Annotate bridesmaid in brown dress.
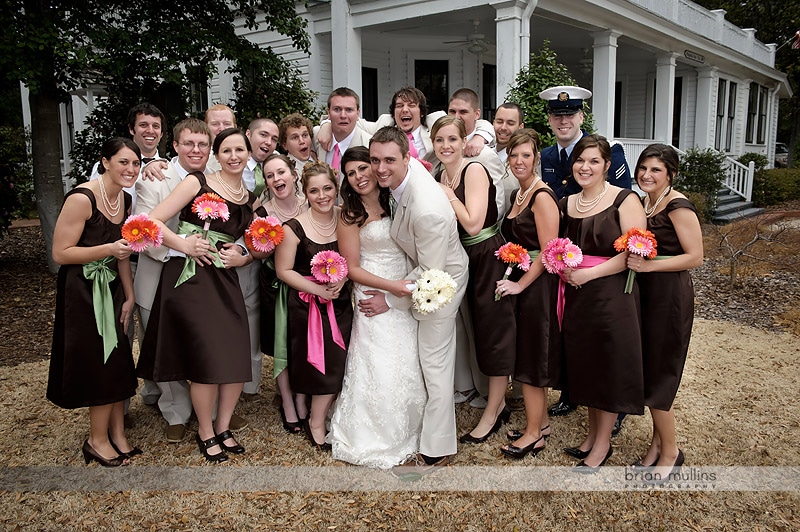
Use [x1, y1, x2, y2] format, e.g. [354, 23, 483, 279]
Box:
[432, 115, 516, 444]
[48, 138, 140, 467]
[494, 129, 561, 459]
[627, 144, 703, 478]
[254, 154, 308, 433]
[560, 134, 647, 472]
[138, 128, 255, 463]
[275, 162, 352, 451]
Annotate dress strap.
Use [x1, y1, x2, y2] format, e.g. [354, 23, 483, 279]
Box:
[66, 187, 98, 212]
[612, 188, 637, 208]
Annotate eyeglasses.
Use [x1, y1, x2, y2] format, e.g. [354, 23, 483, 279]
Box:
[178, 141, 210, 150]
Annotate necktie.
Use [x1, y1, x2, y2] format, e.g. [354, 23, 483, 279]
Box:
[559, 148, 568, 170]
[331, 144, 341, 172]
[389, 194, 397, 220]
[407, 133, 419, 159]
[253, 163, 266, 196]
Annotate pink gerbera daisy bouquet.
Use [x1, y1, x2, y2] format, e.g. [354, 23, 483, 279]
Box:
[541, 237, 584, 275]
[494, 242, 531, 300]
[121, 213, 163, 252]
[191, 192, 230, 238]
[245, 216, 284, 253]
[614, 227, 658, 293]
[310, 250, 348, 284]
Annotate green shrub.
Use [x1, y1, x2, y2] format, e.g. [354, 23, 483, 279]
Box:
[0, 126, 34, 237]
[505, 40, 593, 149]
[675, 147, 727, 220]
[752, 168, 800, 206]
[682, 191, 709, 224]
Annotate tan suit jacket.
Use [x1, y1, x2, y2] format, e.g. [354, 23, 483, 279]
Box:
[133, 161, 184, 312]
[313, 126, 372, 170]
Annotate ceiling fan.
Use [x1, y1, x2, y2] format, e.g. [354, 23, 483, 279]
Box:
[443, 19, 492, 54]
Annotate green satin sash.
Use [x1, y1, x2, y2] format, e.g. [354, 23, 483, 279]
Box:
[174, 221, 234, 287]
[460, 222, 500, 247]
[267, 257, 289, 378]
[83, 256, 118, 363]
[528, 250, 540, 261]
[654, 255, 674, 260]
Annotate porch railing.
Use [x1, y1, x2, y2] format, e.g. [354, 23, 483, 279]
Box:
[616, 138, 754, 201]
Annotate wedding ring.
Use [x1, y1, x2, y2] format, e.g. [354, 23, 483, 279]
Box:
[500, 287, 505, 292]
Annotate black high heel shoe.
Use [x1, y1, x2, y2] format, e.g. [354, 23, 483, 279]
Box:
[108, 432, 143, 459]
[279, 406, 303, 434]
[82, 440, 128, 467]
[507, 424, 551, 442]
[646, 450, 685, 486]
[304, 420, 331, 452]
[215, 429, 245, 454]
[195, 433, 229, 463]
[574, 447, 613, 474]
[564, 446, 592, 460]
[459, 406, 511, 444]
[630, 454, 660, 469]
[501, 435, 546, 459]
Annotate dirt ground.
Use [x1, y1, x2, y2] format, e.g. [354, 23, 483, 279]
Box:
[0, 214, 798, 531]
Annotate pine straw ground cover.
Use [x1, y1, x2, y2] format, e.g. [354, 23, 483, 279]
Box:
[0, 215, 799, 531]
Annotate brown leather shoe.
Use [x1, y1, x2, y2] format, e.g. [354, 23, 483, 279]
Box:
[166, 424, 186, 443]
[391, 453, 451, 481]
[229, 414, 249, 431]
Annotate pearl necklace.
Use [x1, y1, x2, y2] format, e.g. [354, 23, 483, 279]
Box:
[270, 197, 302, 222]
[575, 181, 609, 213]
[214, 172, 247, 203]
[515, 176, 542, 206]
[308, 209, 337, 237]
[97, 174, 121, 217]
[644, 186, 672, 217]
[441, 161, 466, 190]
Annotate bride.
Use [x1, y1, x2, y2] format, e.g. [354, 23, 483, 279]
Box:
[327, 146, 426, 469]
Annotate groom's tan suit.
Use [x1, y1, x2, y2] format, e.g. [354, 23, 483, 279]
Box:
[387, 159, 468, 457]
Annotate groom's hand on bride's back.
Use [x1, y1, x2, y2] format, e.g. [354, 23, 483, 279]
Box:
[359, 290, 390, 317]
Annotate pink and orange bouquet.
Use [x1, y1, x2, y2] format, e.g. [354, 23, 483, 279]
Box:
[310, 250, 348, 284]
[541, 237, 584, 275]
[494, 242, 531, 300]
[191, 192, 230, 238]
[614, 227, 658, 293]
[245, 216, 284, 253]
[121, 213, 163, 252]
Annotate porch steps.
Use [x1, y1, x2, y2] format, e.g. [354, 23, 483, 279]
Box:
[712, 189, 764, 224]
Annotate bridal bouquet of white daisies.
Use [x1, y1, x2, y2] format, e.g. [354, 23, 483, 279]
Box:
[407, 269, 457, 315]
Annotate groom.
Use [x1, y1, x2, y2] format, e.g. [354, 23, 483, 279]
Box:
[360, 126, 468, 478]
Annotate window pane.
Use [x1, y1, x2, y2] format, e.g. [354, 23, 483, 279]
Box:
[415, 60, 449, 113]
[746, 82, 758, 144]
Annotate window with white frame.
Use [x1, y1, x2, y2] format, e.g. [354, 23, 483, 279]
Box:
[746, 82, 770, 145]
[715, 79, 737, 152]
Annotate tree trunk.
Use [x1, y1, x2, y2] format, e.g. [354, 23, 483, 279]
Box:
[789, 107, 800, 169]
[29, 89, 65, 274]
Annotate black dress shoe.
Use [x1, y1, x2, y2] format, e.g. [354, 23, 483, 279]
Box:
[195, 433, 229, 463]
[82, 440, 128, 467]
[215, 429, 245, 454]
[108, 433, 143, 459]
[574, 447, 613, 474]
[647, 450, 685, 486]
[564, 446, 592, 460]
[548, 401, 577, 417]
[507, 425, 550, 442]
[304, 420, 331, 452]
[279, 406, 303, 434]
[630, 454, 659, 469]
[501, 435, 546, 459]
[459, 406, 511, 444]
[611, 418, 623, 437]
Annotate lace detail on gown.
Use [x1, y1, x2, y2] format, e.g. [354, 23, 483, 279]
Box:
[328, 218, 426, 469]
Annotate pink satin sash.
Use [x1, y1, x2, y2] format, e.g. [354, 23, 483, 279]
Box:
[556, 255, 610, 330]
[298, 276, 346, 374]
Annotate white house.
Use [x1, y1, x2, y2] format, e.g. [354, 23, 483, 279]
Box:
[30, 0, 792, 203]
[207, 0, 792, 201]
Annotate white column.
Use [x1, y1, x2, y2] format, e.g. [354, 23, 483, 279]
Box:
[591, 30, 622, 138]
[654, 52, 678, 143]
[492, 0, 527, 107]
[331, 0, 362, 94]
[694, 67, 718, 150]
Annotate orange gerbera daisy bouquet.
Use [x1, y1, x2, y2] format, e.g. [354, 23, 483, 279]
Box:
[614, 227, 658, 293]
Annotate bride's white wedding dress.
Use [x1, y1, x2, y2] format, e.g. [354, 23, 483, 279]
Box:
[328, 217, 426, 469]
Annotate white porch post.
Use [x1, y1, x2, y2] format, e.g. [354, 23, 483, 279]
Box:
[694, 67, 718, 150]
[654, 52, 678, 144]
[492, 1, 528, 108]
[591, 30, 621, 138]
[331, 0, 362, 94]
